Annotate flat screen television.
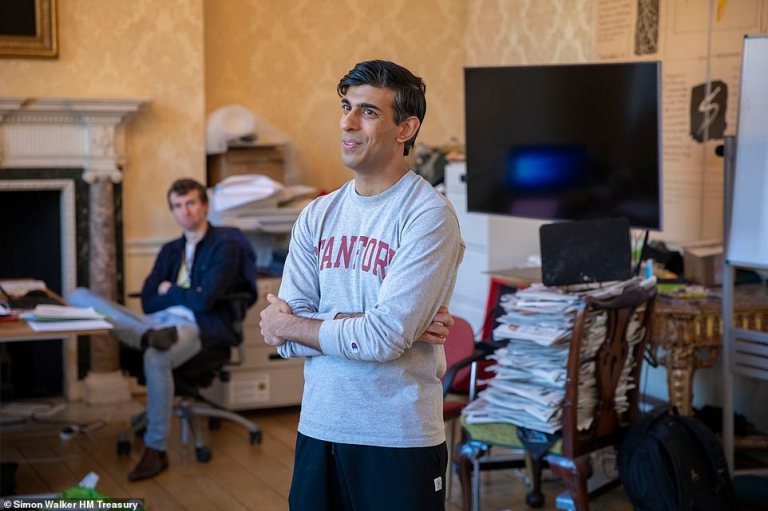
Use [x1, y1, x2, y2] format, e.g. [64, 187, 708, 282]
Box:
[464, 62, 662, 230]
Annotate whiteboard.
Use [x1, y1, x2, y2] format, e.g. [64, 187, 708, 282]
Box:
[727, 35, 768, 268]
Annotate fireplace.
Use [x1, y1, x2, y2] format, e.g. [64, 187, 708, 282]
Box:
[0, 169, 124, 302]
[0, 97, 144, 403]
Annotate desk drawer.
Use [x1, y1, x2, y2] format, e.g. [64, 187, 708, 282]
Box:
[200, 366, 304, 410]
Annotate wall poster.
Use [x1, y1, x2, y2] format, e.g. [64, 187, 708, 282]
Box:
[594, 0, 767, 242]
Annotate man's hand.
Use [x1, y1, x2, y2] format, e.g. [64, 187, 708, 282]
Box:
[416, 306, 454, 345]
[158, 281, 172, 295]
[259, 293, 294, 346]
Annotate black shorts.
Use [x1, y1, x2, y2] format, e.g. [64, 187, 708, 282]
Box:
[289, 432, 448, 511]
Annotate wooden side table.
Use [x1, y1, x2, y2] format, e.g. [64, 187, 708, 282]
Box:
[650, 285, 768, 416]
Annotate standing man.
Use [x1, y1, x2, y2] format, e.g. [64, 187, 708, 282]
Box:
[69, 178, 257, 481]
[259, 60, 464, 511]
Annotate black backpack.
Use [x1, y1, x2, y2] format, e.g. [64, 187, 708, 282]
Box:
[617, 408, 740, 511]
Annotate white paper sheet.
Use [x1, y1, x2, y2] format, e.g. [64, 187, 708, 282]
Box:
[26, 319, 113, 332]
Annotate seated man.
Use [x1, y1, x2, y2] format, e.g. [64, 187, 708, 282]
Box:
[68, 177, 258, 481]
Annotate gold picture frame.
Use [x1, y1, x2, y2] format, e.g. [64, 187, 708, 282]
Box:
[0, 0, 58, 58]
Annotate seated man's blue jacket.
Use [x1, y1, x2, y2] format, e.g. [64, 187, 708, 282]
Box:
[140, 224, 258, 348]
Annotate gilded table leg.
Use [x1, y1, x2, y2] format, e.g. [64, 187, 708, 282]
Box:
[664, 346, 696, 416]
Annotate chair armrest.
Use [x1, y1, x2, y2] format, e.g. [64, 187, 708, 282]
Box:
[475, 339, 508, 354]
[442, 339, 508, 397]
[443, 349, 489, 397]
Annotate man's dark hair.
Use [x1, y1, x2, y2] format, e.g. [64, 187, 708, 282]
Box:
[337, 60, 426, 156]
[167, 178, 208, 209]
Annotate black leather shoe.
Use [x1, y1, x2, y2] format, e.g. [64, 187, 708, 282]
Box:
[145, 326, 178, 351]
[128, 447, 168, 481]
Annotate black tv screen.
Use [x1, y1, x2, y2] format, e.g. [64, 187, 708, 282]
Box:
[465, 62, 662, 230]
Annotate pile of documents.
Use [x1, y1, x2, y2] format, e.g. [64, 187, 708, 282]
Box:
[463, 277, 652, 434]
[463, 289, 580, 433]
[21, 305, 113, 332]
[208, 174, 316, 233]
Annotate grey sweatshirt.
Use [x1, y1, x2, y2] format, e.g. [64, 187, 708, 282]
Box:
[277, 171, 464, 447]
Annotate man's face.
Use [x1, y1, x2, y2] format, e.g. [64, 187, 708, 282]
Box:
[169, 191, 209, 232]
[339, 85, 405, 173]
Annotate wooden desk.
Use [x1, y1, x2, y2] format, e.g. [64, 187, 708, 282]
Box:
[650, 285, 768, 416]
[0, 319, 108, 342]
[0, 295, 110, 400]
[0, 286, 110, 342]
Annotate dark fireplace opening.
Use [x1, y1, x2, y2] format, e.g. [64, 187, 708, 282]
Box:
[0, 170, 126, 399]
[0, 190, 64, 400]
[1, 190, 63, 294]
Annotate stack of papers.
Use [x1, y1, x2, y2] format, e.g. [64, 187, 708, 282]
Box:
[463, 278, 653, 434]
[208, 174, 316, 233]
[464, 287, 580, 433]
[211, 174, 284, 211]
[21, 305, 113, 332]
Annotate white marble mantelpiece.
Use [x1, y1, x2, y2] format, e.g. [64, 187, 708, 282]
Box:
[0, 97, 146, 180]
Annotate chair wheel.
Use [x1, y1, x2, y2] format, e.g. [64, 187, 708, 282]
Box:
[526, 491, 545, 508]
[196, 446, 212, 463]
[250, 431, 262, 445]
[208, 418, 222, 430]
[130, 415, 146, 437]
[117, 439, 132, 456]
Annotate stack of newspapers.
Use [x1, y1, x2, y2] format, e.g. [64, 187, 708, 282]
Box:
[462, 277, 651, 434]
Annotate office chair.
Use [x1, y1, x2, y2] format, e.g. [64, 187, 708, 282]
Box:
[117, 292, 261, 463]
[455, 282, 656, 511]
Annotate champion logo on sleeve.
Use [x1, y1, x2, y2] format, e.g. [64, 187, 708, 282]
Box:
[350, 341, 360, 353]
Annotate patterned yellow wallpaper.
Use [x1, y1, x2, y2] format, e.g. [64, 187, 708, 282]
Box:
[206, 0, 593, 191]
[465, 0, 594, 66]
[1, 0, 594, 233]
[0, 0, 206, 240]
[204, 0, 468, 191]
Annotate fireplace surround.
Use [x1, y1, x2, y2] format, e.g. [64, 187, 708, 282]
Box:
[0, 97, 145, 403]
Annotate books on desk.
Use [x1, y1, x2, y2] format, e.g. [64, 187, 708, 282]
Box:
[21, 305, 113, 332]
[0, 279, 66, 310]
[0, 278, 46, 297]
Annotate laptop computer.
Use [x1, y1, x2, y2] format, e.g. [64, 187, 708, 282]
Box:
[539, 217, 632, 287]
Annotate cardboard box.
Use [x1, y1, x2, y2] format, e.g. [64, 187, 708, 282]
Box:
[207, 145, 285, 186]
[683, 241, 723, 286]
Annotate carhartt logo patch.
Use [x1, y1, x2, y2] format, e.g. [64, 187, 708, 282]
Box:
[433, 476, 442, 492]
